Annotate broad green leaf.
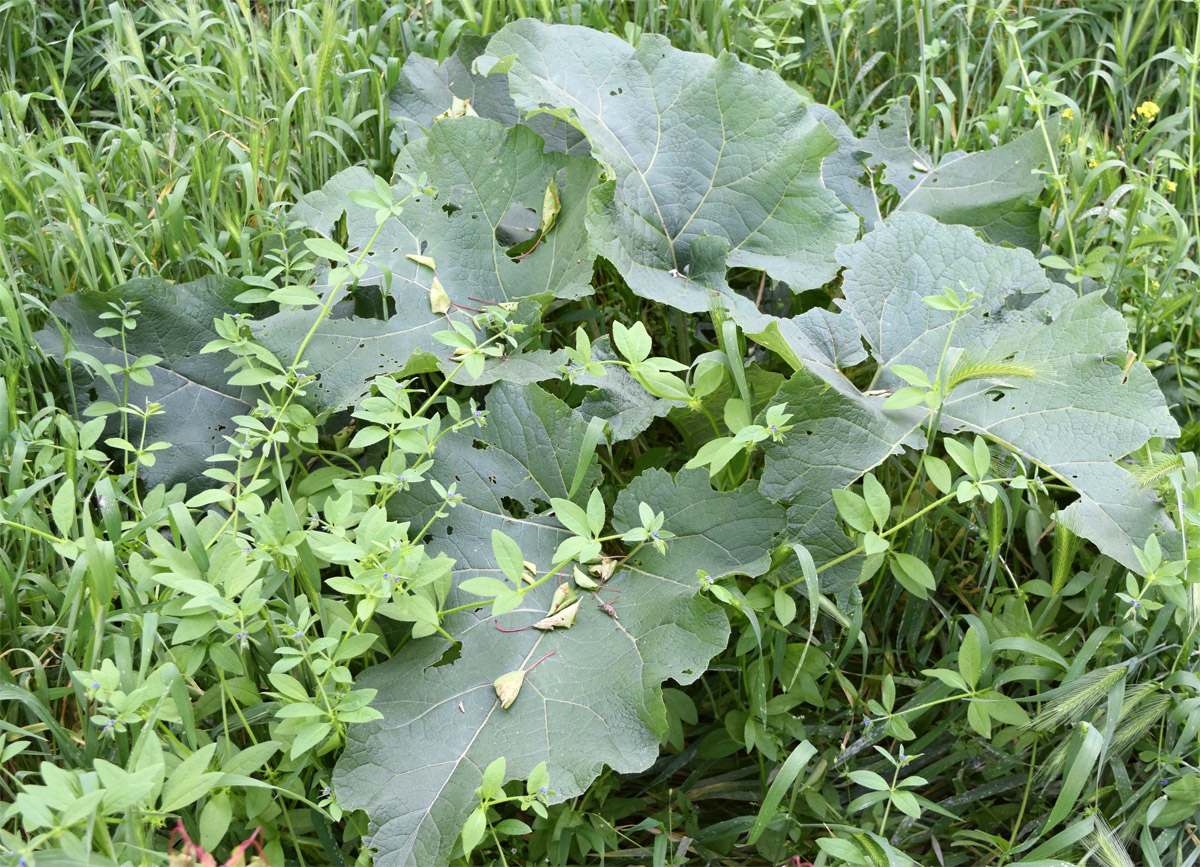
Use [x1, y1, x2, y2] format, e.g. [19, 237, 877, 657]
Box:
[487, 20, 857, 324]
[389, 34, 589, 155]
[837, 214, 1179, 572]
[34, 276, 263, 488]
[264, 117, 599, 411]
[762, 214, 1178, 586]
[859, 99, 1057, 249]
[609, 468, 786, 688]
[760, 368, 926, 606]
[293, 118, 597, 304]
[335, 468, 781, 866]
[384, 383, 600, 592]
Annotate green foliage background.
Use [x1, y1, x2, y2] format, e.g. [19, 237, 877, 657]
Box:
[2, 1, 1200, 866]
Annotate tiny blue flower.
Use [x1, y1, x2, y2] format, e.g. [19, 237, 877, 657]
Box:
[539, 785, 548, 798]
[383, 573, 390, 580]
[293, 631, 304, 638]
[91, 682, 100, 689]
[770, 425, 778, 432]
[651, 530, 659, 538]
[863, 716, 872, 728]
[323, 786, 331, 795]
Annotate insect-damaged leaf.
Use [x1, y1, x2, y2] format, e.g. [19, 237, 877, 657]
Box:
[486, 20, 858, 325]
[258, 117, 599, 412]
[333, 466, 782, 866]
[389, 34, 590, 156]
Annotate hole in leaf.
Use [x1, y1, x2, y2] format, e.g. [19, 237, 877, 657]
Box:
[446, 525, 454, 536]
[500, 496, 527, 519]
[426, 641, 462, 670]
[495, 204, 539, 254]
[472, 440, 489, 451]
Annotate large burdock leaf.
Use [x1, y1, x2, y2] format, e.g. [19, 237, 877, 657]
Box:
[485, 20, 858, 323]
[760, 371, 926, 606]
[762, 213, 1178, 594]
[337, 458, 782, 864]
[382, 383, 600, 588]
[859, 100, 1056, 248]
[35, 276, 261, 488]
[389, 34, 589, 155]
[293, 117, 597, 304]
[257, 117, 599, 412]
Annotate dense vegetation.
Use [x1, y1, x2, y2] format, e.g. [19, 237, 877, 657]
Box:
[2, 2, 1200, 866]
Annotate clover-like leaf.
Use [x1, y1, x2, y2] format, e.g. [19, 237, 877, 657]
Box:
[487, 20, 857, 324]
[574, 337, 683, 442]
[336, 464, 782, 866]
[34, 276, 262, 489]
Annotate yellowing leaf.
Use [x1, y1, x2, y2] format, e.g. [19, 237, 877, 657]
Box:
[429, 277, 451, 314]
[493, 669, 525, 709]
[435, 96, 478, 120]
[406, 254, 437, 270]
[541, 180, 561, 234]
[533, 599, 580, 630]
[547, 583, 576, 615]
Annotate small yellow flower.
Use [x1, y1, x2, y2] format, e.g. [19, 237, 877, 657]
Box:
[1165, 180, 1177, 193]
[1087, 157, 1098, 169]
[1062, 108, 1074, 121]
[1136, 100, 1161, 121]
